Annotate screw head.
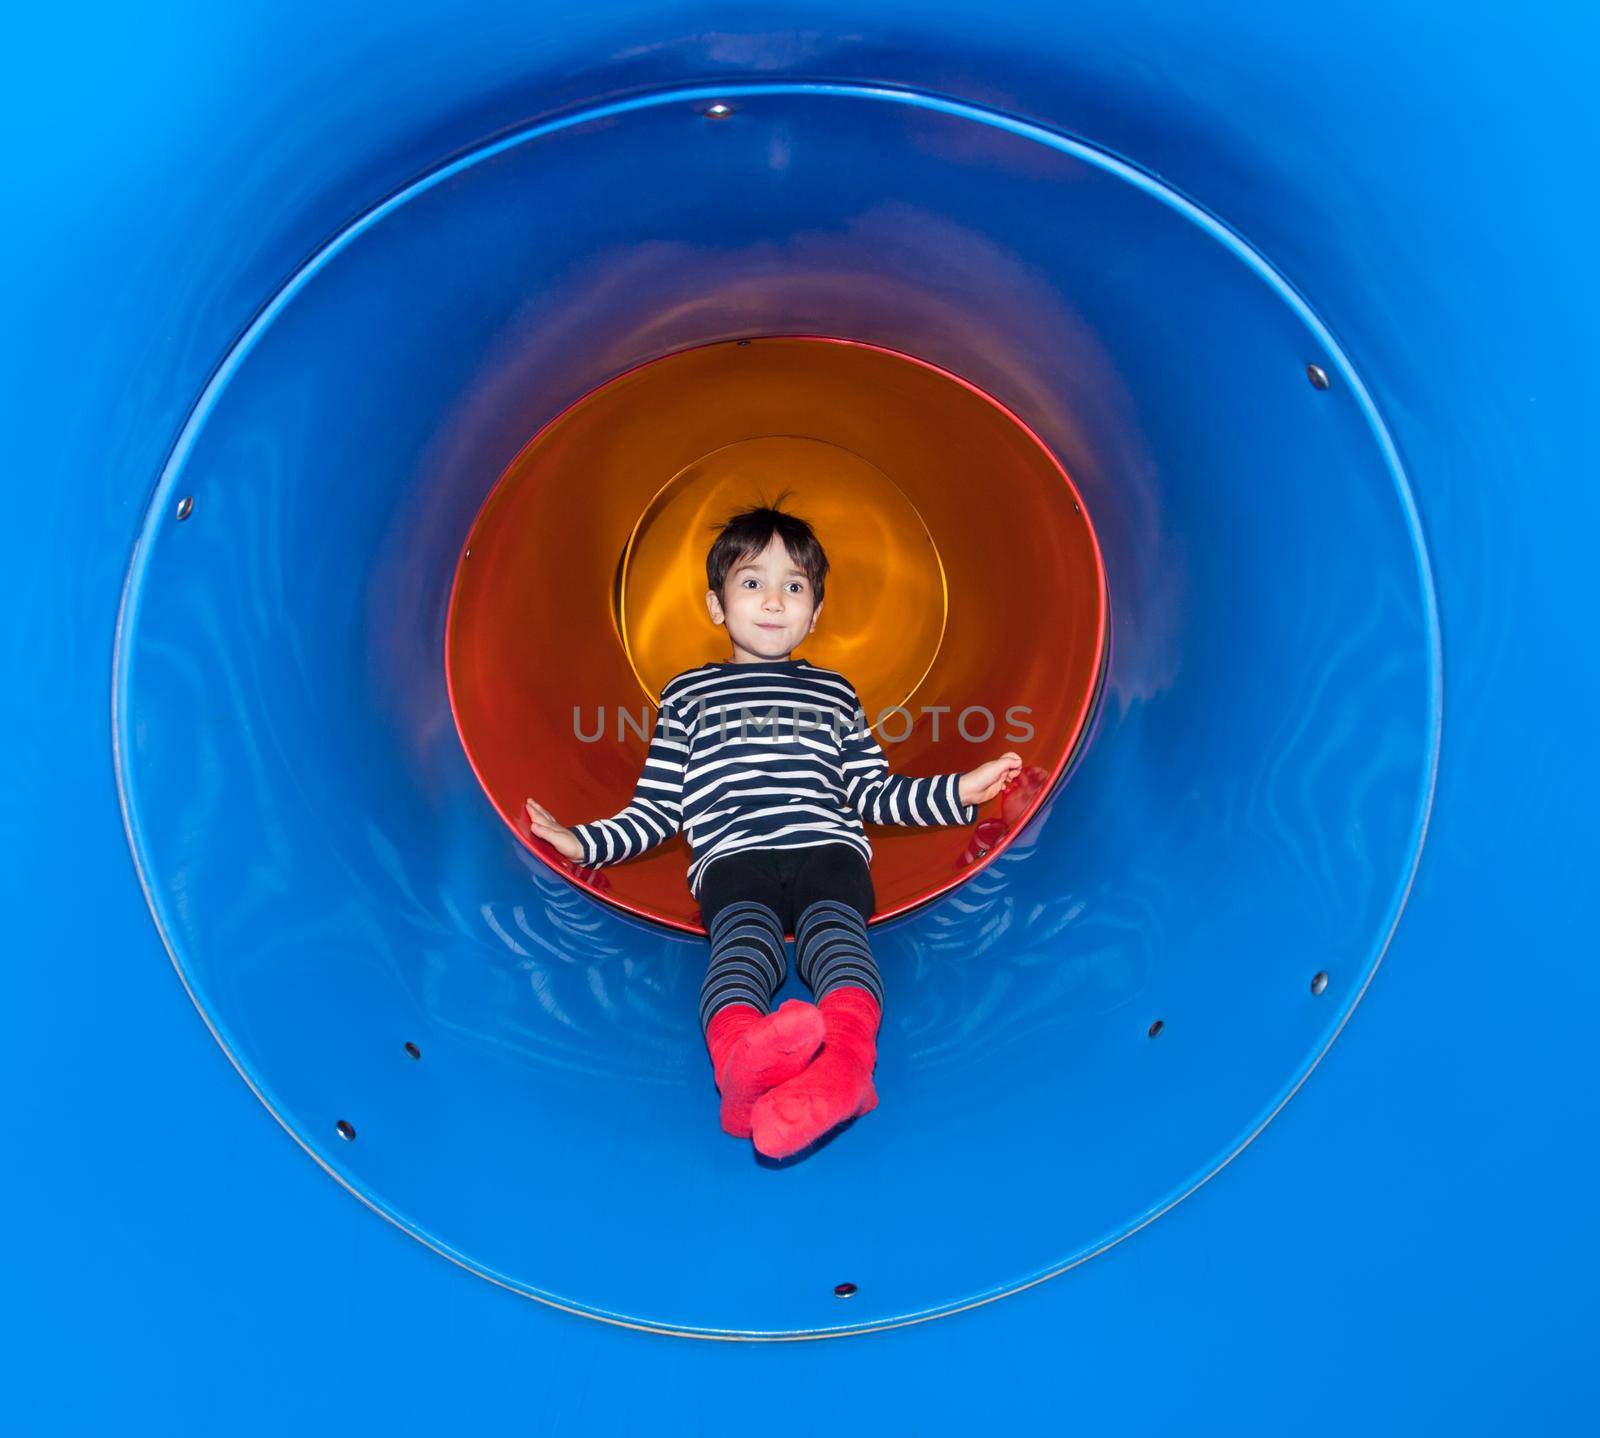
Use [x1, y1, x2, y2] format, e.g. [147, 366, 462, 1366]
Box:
[404, 1042, 421, 1060]
[1311, 970, 1329, 995]
[336, 1120, 356, 1141]
[1148, 1019, 1164, 1038]
[834, 1282, 858, 1298]
[175, 496, 194, 521]
[704, 102, 734, 120]
[1307, 363, 1331, 390]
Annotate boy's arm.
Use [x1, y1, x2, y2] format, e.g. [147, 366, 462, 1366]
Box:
[570, 697, 688, 866]
[839, 689, 977, 828]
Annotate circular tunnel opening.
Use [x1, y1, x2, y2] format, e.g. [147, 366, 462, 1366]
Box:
[446, 335, 1106, 931]
[114, 84, 1436, 1337]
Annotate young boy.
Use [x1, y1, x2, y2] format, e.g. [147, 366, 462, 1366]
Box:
[525, 498, 1021, 1159]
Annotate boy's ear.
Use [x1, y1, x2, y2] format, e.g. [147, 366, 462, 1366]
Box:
[807, 599, 823, 634]
[705, 588, 724, 623]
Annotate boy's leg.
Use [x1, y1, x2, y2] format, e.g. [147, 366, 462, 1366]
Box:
[698, 851, 825, 1138]
[751, 846, 882, 1159]
[698, 844, 792, 1025]
[788, 843, 880, 1005]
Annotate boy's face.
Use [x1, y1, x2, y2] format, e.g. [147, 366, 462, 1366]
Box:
[705, 533, 822, 664]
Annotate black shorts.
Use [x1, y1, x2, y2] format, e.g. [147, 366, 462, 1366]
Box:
[696, 843, 876, 938]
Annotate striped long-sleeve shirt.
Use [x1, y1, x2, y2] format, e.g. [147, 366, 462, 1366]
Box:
[570, 658, 977, 897]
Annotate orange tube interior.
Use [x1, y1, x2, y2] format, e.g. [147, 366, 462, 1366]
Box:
[446, 336, 1106, 932]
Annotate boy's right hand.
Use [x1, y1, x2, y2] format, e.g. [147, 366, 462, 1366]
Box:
[524, 798, 584, 862]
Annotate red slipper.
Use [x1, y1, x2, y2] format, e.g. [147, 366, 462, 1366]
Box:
[706, 998, 827, 1138]
[750, 986, 881, 1159]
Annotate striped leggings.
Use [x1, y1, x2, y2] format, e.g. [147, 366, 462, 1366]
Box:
[695, 844, 880, 1033]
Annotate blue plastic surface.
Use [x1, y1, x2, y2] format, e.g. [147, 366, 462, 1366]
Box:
[6, 1, 1597, 1431]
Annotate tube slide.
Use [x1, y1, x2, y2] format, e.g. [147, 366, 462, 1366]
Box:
[8, 4, 1597, 1433]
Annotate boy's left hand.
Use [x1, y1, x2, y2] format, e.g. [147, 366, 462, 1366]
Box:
[959, 752, 1023, 807]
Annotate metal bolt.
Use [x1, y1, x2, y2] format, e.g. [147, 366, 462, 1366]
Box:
[1311, 970, 1329, 995]
[736, 339, 751, 347]
[1148, 1019, 1164, 1038]
[834, 1282, 857, 1298]
[404, 1042, 421, 1060]
[176, 496, 194, 521]
[1307, 364, 1330, 390]
[704, 102, 734, 120]
[975, 845, 990, 858]
[336, 1120, 356, 1141]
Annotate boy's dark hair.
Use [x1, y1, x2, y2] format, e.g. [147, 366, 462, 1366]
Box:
[706, 489, 829, 606]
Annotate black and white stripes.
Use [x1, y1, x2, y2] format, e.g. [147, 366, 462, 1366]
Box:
[570, 658, 976, 897]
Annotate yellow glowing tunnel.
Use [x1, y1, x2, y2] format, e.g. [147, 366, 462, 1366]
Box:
[446, 336, 1107, 930]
